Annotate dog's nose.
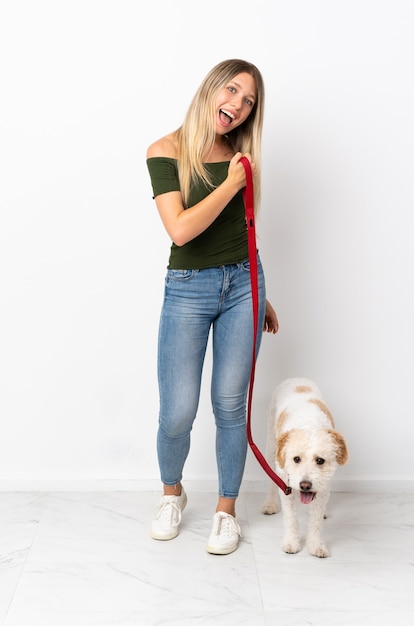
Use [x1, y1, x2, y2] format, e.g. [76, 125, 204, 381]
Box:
[300, 481, 312, 492]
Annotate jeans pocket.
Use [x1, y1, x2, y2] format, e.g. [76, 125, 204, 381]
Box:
[166, 269, 197, 285]
[240, 256, 262, 272]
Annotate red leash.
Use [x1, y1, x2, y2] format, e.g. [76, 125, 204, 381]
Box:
[240, 156, 292, 496]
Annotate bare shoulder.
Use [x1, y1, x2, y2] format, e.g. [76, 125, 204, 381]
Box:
[146, 131, 179, 159]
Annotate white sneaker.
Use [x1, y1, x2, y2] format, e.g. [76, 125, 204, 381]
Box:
[151, 489, 187, 540]
[206, 511, 242, 555]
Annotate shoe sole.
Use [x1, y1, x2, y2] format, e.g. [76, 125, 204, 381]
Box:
[206, 542, 239, 555]
[151, 493, 187, 541]
[151, 528, 180, 541]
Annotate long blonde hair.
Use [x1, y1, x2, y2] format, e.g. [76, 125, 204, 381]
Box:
[176, 59, 265, 210]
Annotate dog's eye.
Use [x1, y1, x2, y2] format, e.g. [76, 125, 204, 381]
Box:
[293, 456, 301, 464]
[315, 457, 325, 465]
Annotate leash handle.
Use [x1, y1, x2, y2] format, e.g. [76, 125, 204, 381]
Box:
[240, 156, 292, 496]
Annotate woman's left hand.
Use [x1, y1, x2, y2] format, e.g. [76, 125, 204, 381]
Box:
[263, 299, 279, 334]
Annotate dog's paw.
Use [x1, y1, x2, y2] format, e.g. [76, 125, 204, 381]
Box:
[308, 543, 330, 558]
[282, 539, 301, 554]
[261, 501, 280, 515]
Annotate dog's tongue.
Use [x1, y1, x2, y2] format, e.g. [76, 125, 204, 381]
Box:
[300, 492, 315, 504]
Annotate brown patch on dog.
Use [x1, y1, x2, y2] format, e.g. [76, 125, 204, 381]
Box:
[294, 385, 313, 393]
[276, 431, 290, 468]
[328, 430, 349, 465]
[276, 408, 290, 432]
[308, 398, 335, 426]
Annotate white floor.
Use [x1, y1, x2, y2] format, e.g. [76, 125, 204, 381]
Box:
[0, 489, 413, 625]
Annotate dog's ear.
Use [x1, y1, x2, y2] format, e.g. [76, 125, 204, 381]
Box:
[328, 430, 349, 465]
[276, 431, 290, 468]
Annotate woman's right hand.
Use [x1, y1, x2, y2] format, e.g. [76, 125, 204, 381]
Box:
[227, 152, 256, 191]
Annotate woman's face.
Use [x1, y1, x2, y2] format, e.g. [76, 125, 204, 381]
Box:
[215, 72, 257, 135]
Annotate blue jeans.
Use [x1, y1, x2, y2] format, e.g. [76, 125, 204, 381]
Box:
[157, 256, 266, 498]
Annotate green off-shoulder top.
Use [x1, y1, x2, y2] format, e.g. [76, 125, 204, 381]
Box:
[146, 157, 248, 270]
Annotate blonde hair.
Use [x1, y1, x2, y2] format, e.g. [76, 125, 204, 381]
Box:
[176, 59, 265, 211]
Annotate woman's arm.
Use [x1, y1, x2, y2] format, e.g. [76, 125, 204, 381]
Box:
[148, 140, 253, 246]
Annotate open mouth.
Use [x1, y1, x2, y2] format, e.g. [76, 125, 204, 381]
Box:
[300, 491, 316, 504]
[219, 108, 235, 126]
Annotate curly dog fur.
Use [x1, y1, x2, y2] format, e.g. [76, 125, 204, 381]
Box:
[262, 377, 348, 557]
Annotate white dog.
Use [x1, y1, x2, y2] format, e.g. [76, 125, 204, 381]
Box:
[261, 377, 348, 558]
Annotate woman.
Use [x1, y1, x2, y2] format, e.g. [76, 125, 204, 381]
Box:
[146, 59, 278, 555]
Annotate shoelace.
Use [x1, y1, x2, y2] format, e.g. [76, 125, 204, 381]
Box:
[212, 513, 242, 538]
[154, 498, 182, 528]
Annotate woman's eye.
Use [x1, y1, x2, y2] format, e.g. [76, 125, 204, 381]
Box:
[228, 86, 236, 93]
[245, 98, 253, 107]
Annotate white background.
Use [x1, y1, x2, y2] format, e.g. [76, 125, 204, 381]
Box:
[1, 0, 413, 490]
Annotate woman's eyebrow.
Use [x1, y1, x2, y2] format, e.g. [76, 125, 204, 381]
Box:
[230, 81, 256, 100]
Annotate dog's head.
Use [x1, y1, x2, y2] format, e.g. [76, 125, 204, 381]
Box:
[276, 429, 348, 502]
